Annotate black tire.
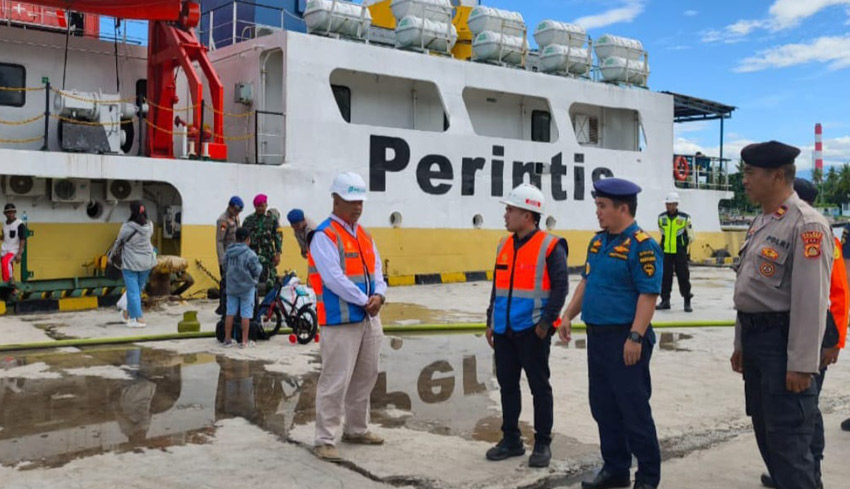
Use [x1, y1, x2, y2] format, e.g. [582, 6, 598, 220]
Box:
[293, 305, 318, 345]
[258, 305, 283, 337]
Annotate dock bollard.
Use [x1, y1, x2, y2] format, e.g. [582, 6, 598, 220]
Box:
[178, 311, 201, 333]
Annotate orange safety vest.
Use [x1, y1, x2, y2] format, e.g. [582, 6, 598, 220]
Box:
[307, 218, 377, 326]
[830, 236, 849, 348]
[491, 230, 560, 334]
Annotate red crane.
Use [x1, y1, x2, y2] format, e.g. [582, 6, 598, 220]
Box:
[27, 1, 226, 160]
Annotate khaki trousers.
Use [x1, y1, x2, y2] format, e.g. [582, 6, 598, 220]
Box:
[314, 316, 383, 446]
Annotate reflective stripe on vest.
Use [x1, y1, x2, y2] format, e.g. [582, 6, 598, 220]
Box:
[491, 231, 558, 334]
[658, 214, 688, 254]
[307, 219, 376, 326]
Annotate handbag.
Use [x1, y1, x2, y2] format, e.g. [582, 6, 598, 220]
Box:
[105, 229, 138, 279]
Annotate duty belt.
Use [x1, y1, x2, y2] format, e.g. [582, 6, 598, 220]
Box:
[585, 323, 634, 335]
[737, 311, 790, 329]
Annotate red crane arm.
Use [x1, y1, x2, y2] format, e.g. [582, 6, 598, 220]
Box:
[20, 1, 182, 21]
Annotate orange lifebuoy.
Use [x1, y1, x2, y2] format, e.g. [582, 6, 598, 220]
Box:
[673, 155, 690, 181]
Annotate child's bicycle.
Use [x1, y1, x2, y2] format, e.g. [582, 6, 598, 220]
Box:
[256, 271, 319, 344]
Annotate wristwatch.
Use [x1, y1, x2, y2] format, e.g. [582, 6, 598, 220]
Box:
[628, 331, 643, 343]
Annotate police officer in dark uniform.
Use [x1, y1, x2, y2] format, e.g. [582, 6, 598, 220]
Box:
[731, 141, 832, 489]
[559, 178, 663, 489]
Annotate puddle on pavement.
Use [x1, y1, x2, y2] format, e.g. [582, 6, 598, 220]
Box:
[0, 333, 619, 469]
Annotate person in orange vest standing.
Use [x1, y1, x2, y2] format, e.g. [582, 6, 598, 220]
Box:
[759, 178, 849, 488]
[484, 183, 569, 468]
[308, 171, 387, 462]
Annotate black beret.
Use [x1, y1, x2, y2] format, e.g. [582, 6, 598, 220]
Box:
[793, 178, 818, 204]
[591, 177, 642, 200]
[740, 140, 800, 168]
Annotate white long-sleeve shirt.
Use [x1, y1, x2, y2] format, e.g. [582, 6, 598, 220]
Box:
[309, 214, 387, 307]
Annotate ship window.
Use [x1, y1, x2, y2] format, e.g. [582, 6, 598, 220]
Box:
[331, 84, 351, 123]
[0, 63, 26, 107]
[531, 110, 551, 142]
[463, 87, 558, 143]
[329, 69, 448, 132]
[569, 103, 646, 151]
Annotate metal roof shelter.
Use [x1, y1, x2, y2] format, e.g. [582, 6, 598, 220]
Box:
[662, 91, 736, 163]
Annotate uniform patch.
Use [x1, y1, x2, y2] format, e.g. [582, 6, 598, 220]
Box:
[608, 252, 629, 260]
[640, 256, 656, 264]
[634, 231, 650, 243]
[585, 263, 591, 275]
[643, 263, 656, 277]
[220, 224, 227, 232]
[759, 261, 776, 277]
[614, 244, 630, 254]
[590, 239, 602, 254]
[639, 250, 655, 258]
[774, 205, 788, 218]
[760, 247, 779, 260]
[801, 231, 824, 260]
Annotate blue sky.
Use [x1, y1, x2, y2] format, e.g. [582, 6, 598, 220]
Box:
[97, 0, 850, 169]
[487, 0, 850, 170]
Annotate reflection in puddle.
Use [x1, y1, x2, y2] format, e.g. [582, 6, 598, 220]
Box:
[1, 331, 684, 469]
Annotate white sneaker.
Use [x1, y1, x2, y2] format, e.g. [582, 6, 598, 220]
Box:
[126, 319, 147, 328]
[222, 340, 236, 348]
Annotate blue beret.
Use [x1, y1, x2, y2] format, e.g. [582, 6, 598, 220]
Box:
[229, 196, 244, 209]
[592, 177, 642, 200]
[286, 208, 305, 224]
[741, 140, 800, 168]
[793, 178, 818, 204]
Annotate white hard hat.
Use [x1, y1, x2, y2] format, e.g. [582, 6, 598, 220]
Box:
[665, 191, 680, 204]
[500, 183, 545, 213]
[330, 171, 369, 202]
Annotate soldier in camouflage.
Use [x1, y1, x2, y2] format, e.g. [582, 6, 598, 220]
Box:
[242, 194, 282, 293]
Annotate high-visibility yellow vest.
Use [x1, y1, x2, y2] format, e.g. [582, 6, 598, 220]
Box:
[658, 212, 692, 254]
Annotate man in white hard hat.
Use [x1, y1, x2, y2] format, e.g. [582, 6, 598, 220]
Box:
[307, 171, 387, 461]
[485, 183, 569, 468]
[656, 191, 695, 312]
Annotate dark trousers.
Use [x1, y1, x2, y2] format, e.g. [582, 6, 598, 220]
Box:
[812, 367, 826, 481]
[660, 252, 691, 301]
[493, 329, 553, 446]
[217, 265, 227, 318]
[587, 325, 660, 487]
[741, 312, 819, 489]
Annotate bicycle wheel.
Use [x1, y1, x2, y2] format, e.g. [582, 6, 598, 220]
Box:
[258, 304, 283, 337]
[293, 306, 318, 345]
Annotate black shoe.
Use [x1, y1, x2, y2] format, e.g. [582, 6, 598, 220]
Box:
[842, 417, 850, 431]
[633, 483, 657, 489]
[528, 443, 551, 468]
[760, 473, 776, 488]
[581, 469, 631, 489]
[684, 297, 693, 313]
[656, 300, 671, 310]
[485, 439, 525, 461]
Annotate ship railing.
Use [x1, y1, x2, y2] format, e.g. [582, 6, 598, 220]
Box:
[673, 154, 731, 191]
[198, 0, 305, 51]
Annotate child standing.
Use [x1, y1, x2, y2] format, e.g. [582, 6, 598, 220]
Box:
[224, 227, 262, 348]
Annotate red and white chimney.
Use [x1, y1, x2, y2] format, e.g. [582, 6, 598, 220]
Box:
[815, 123, 823, 173]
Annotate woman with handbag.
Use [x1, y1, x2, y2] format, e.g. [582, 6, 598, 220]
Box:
[110, 201, 157, 327]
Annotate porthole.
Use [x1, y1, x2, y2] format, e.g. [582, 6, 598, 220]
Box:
[472, 214, 484, 229]
[390, 211, 402, 228]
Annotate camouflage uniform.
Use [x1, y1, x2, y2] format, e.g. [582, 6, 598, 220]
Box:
[242, 211, 282, 290]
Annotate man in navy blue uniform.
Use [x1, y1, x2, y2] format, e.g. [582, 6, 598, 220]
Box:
[559, 178, 663, 489]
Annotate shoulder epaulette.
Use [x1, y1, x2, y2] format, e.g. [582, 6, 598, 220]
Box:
[634, 230, 650, 243]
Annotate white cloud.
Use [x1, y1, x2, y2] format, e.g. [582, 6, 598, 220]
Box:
[683, 10, 699, 17]
[768, 0, 850, 30]
[702, 0, 850, 43]
[574, 0, 645, 30]
[734, 35, 850, 72]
